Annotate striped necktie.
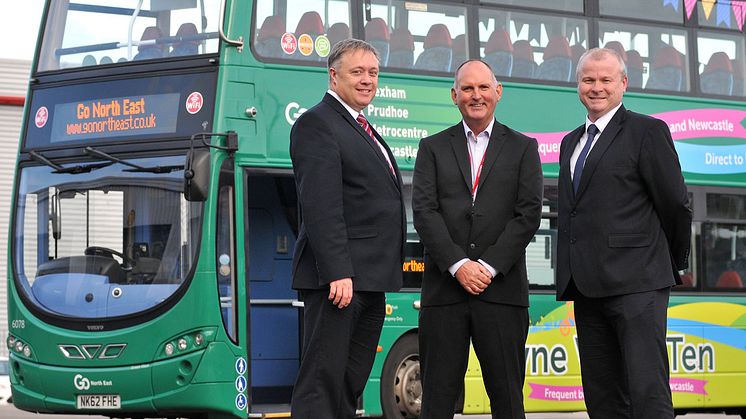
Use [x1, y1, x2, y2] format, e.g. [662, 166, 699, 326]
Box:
[357, 114, 395, 176]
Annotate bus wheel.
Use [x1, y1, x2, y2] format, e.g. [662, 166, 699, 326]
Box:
[381, 333, 421, 418]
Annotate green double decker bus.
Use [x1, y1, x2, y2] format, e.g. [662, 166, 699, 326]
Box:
[7, 0, 746, 418]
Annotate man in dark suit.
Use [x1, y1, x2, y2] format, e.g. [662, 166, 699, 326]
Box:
[289, 39, 404, 418]
[412, 60, 543, 419]
[556, 48, 691, 419]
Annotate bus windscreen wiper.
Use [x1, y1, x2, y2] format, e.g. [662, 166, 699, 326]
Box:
[29, 150, 113, 174]
[85, 147, 184, 173]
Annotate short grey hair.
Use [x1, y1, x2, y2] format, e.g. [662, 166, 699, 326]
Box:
[576, 47, 627, 81]
[452, 59, 499, 89]
[327, 38, 380, 74]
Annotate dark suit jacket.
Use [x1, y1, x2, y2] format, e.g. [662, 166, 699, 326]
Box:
[290, 93, 404, 292]
[556, 105, 692, 299]
[412, 120, 543, 307]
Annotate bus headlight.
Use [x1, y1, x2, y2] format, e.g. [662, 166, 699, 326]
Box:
[177, 338, 188, 351]
[165, 343, 175, 356]
[194, 333, 204, 346]
[23, 346, 31, 357]
[15, 341, 23, 353]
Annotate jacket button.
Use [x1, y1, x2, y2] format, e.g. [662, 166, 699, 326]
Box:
[470, 243, 476, 249]
[570, 238, 576, 244]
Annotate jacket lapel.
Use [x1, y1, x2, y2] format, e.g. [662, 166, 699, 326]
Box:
[448, 124, 472, 193]
[323, 94, 400, 186]
[476, 120, 507, 189]
[562, 125, 584, 200]
[575, 106, 627, 198]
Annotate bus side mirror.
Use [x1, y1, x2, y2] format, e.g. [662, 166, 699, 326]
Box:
[184, 150, 210, 201]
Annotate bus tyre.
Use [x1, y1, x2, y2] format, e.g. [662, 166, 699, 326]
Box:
[380, 333, 421, 418]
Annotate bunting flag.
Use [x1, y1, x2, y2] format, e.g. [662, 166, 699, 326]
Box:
[663, 0, 680, 11]
[734, 1, 746, 30]
[702, 0, 716, 19]
[717, 1, 732, 26]
[684, 0, 697, 19]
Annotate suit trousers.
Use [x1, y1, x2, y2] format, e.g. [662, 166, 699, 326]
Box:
[419, 297, 528, 419]
[290, 289, 385, 419]
[573, 285, 673, 419]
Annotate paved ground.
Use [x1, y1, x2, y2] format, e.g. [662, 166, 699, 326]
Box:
[0, 404, 742, 418]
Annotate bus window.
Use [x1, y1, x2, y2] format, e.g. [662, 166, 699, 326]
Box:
[478, 7, 587, 82]
[697, 32, 746, 97]
[702, 193, 746, 291]
[253, 0, 350, 62]
[528, 184, 558, 288]
[14, 155, 202, 318]
[481, 0, 583, 14]
[367, 1, 465, 73]
[38, 0, 221, 72]
[599, 0, 684, 24]
[598, 20, 688, 92]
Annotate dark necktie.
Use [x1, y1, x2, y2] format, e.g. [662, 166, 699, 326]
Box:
[356, 114, 395, 175]
[573, 124, 599, 193]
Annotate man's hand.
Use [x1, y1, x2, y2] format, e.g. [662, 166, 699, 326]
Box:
[455, 261, 492, 295]
[329, 277, 353, 308]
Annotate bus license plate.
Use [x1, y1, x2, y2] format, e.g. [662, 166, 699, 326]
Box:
[76, 394, 121, 409]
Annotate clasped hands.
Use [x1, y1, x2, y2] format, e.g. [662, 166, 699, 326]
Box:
[455, 260, 492, 295]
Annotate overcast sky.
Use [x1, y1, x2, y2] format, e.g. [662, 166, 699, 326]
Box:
[0, 0, 44, 60]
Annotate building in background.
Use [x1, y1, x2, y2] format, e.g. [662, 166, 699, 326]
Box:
[0, 59, 31, 358]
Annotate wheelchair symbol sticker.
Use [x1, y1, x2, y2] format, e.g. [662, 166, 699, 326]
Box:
[235, 393, 247, 411]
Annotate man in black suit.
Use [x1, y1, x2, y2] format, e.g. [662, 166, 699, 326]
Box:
[412, 60, 543, 419]
[289, 39, 404, 418]
[556, 48, 691, 419]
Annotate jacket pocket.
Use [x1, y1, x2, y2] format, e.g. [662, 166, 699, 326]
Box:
[347, 225, 378, 239]
[608, 233, 651, 248]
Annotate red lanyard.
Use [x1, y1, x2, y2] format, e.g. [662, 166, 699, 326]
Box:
[467, 143, 487, 197]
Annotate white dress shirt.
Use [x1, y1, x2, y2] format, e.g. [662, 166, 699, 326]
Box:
[448, 119, 498, 279]
[570, 102, 623, 180]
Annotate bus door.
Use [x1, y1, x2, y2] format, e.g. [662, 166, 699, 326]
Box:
[243, 171, 301, 412]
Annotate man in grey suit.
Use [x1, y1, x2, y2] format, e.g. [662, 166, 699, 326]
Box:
[556, 47, 692, 419]
[413, 59, 543, 419]
[289, 39, 405, 418]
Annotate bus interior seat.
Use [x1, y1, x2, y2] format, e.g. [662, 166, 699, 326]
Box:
[294, 11, 324, 61]
[732, 59, 745, 96]
[255, 15, 286, 58]
[134, 26, 165, 60]
[645, 46, 684, 91]
[99, 56, 113, 65]
[171, 22, 199, 57]
[414, 24, 453, 72]
[82, 55, 97, 66]
[716, 270, 743, 288]
[603, 41, 628, 62]
[365, 18, 390, 66]
[388, 27, 414, 68]
[327, 21, 350, 49]
[537, 36, 572, 82]
[626, 49, 644, 88]
[512, 40, 537, 78]
[700, 52, 733, 95]
[450, 34, 467, 72]
[570, 44, 586, 77]
[483, 30, 513, 77]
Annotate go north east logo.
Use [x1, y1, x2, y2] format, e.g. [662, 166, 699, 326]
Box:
[74, 374, 112, 390]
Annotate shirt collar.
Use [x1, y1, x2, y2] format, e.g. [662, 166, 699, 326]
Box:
[461, 118, 495, 141]
[328, 89, 362, 119]
[585, 102, 622, 135]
